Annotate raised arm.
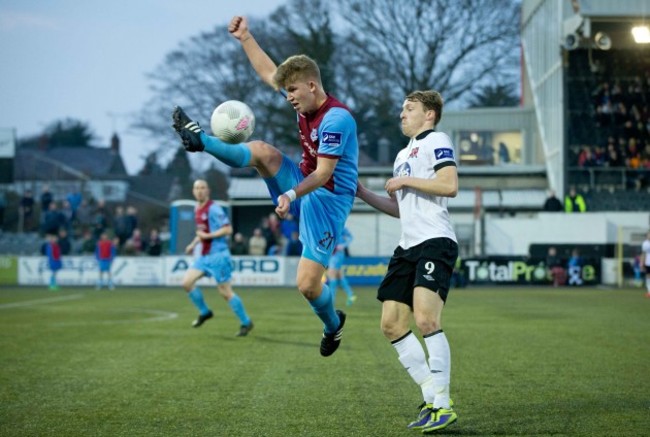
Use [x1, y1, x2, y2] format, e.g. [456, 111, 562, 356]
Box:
[229, 16, 278, 89]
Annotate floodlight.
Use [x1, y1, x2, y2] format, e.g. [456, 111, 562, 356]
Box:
[631, 26, 650, 43]
[594, 32, 611, 50]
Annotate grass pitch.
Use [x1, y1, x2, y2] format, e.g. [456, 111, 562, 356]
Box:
[0, 285, 648, 436]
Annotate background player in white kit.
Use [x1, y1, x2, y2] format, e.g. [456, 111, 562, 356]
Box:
[641, 230, 650, 298]
[356, 90, 459, 434]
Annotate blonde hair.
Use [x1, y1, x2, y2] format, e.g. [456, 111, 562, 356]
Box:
[406, 90, 444, 126]
[273, 55, 322, 89]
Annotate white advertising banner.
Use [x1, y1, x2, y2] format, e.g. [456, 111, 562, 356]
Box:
[18, 256, 165, 286]
[165, 255, 285, 286]
[18, 256, 286, 287]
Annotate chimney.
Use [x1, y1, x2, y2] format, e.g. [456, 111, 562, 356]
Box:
[111, 133, 120, 153]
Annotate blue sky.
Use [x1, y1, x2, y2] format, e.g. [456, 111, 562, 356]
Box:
[0, 0, 285, 174]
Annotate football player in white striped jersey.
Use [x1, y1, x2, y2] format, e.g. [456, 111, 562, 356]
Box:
[356, 90, 459, 433]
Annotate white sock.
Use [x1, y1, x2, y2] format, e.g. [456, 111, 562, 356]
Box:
[423, 330, 451, 409]
[392, 331, 435, 403]
[646, 277, 650, 293]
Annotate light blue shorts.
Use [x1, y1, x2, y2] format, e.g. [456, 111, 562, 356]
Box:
[264, 156, 354, 267]
[328, 251, 346, 270]
[98, 260, 112, 272]
[48, 260, 62, 272]
[192, 252, 232, 284]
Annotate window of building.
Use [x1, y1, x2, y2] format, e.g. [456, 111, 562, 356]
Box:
[456, 130, 523, 166]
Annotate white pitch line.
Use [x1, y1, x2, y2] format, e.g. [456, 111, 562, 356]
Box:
[52, 308, 179, 326]
[0, 293, 84, 309]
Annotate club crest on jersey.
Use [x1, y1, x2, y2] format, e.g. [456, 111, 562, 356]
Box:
[394, 162, 411, 177]
[408, 147, 419, 159]
[435, 148, 455, 160]
[310, 128, 318, 142]
[322, 131, 342, 146]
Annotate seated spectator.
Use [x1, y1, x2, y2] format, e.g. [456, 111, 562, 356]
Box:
[75, 199, 94, 231]
[40, 185, 53, 214]
[267, 241, 283, 256]
[626, 138, 641, 169]
[260, 217, 278, 252]
[605, 145, 624, 167]
[41, 202, 65, 236]
[285, 231, 303, 257]
[230, 232, 249, 255]
[123, 228, 143, 255]
[280, 213, 299, 241]
[577, 146, 597, 167]
[77, 229, 96, 254]
[57, 228, 72, 255]
[144, 228, 162, 256]
[248, 228, 267, 256]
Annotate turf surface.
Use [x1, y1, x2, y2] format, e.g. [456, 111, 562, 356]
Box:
[0, 285, 648, 436]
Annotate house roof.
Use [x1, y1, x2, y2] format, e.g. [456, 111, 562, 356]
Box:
[14, 146, 128, 180]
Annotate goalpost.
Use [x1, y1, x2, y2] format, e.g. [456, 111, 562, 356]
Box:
[616, 226, 646, 288]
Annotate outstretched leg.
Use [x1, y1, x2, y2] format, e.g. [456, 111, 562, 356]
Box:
[172, 106, 283, 177]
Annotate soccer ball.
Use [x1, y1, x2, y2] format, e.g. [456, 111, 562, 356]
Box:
[210, 100, 255, 144]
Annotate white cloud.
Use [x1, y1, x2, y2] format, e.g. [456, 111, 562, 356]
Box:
[0, 10, 60, 32]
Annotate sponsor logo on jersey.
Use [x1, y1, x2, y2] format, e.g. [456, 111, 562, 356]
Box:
[394, 162, 411, 177]
[408, 147, 419, 159]
[310, 128, 318, 142]
[322, 131, 342, 146]
[435, 147, 455, 160]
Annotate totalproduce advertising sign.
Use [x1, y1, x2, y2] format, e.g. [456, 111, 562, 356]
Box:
[461, 256, 599, 286]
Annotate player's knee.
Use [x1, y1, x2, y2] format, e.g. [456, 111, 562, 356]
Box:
[297, 278, 320, 300]
[181, 278, 195, 292]
[380, 319, 405, 340]
[248, 140, 283, 171]
[413, 314, 441, 335]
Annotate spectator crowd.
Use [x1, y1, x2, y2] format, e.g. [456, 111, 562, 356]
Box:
[570, 65, 650, 191]
[11, 184, 304, 259]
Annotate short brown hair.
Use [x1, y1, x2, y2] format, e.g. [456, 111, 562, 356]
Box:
[406, 90, 444, 126]
[273, 55, 322, 89]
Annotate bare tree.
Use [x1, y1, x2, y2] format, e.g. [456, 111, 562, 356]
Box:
[135, 1, 336, 165]
[334, 0, 520, 160]
[336, 0, 519, 102]
[136, 0, 520, 167]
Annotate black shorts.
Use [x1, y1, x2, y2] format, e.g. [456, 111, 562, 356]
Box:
[377, 237, 458, 307]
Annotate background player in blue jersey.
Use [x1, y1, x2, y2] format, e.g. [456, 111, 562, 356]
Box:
[182, 179, 253, 337]
[172, 16, 359, 357]
[327, 227, 357, 306]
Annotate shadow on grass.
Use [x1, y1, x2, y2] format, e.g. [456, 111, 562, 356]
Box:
[250, 334, 316, 349]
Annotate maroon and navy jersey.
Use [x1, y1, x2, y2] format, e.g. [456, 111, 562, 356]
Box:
[46, 242, 61, 261]
[195, 200, 230, 256]
[296, 95, 359, 195]
[96, 240, 115, 261]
